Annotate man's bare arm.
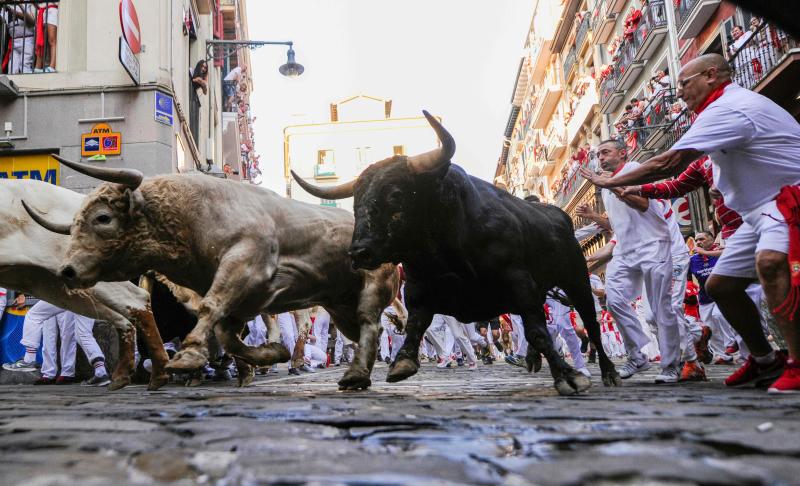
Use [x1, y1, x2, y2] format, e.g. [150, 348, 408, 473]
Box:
[580, 148, 703, 188]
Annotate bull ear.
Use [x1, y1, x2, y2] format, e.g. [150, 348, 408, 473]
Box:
[123, 188, 145, 220]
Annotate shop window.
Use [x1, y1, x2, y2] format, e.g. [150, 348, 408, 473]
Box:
[315, 149, 336, 178]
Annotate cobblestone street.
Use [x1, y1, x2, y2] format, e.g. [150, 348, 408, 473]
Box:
[1, 360, 800, 485]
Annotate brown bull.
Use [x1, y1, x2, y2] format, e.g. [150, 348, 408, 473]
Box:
[25, 157, 399, 390]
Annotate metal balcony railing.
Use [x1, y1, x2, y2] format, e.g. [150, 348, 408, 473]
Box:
[562, 47, 577, 79]
[575, 14, 591, 51]
[663, 108, 697, 149]
[635, 89, 676, 146]
[674, 0, 700, 32]
[591, 0, 608, 34]
[635, 0, 667, 45]
[0, 0, 61, 75]
[599, 65, 620, 106]
[729, 21, 798, 90]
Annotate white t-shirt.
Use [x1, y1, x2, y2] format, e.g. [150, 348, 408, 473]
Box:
[589, 274, 603, 313]
[659, 199, 689, 263]
[4, 5, 35, 38]
[602, 162, 671, 256]
[671, 84, 800, 216]
[224, 66, 243, 83]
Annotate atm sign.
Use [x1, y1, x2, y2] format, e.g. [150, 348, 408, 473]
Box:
[81, 123, 122, 156]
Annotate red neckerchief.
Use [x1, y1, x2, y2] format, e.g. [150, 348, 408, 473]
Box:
[694, 81, 731, 114]
[611, 162, 626, 176]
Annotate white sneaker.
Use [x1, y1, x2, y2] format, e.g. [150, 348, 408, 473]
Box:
[654, 365, 680, 384]
[577, 367, 592, 378]
[467, 362, 478, 371]
[44, 66, 56, 73]
[618, 358, 651, 379]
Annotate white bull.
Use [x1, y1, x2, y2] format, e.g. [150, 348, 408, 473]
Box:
[2, 179, 168, 390]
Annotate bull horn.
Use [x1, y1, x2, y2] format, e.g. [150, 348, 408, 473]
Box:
[21, 199, 71, 235]
[290, 170, 355, 200]
[406, 110, 456, 174]
[53, 154, 143, 189]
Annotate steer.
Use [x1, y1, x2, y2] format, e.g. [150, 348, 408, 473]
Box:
[3, 178, 169, 390]
[26, 157, 400, 390]
[292, 111, 622, 396]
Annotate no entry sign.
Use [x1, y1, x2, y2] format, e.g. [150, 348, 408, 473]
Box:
[119, 0, 141, 54]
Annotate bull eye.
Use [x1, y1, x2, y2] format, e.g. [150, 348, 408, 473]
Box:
[95, 214, 112, 225]
[391, 212, 402, 222]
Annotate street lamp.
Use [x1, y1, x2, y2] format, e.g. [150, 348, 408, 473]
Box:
[206, 39, 304, 78]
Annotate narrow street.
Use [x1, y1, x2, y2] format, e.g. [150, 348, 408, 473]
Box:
[2, 360, 798, 485]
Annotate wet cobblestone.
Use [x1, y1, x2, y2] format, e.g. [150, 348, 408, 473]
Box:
[1, 360, 799, 485]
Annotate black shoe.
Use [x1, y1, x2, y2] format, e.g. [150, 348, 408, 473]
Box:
[384, 356, 391, 364]
[288, 368, 301, 376]
[456, 357, 464, 367]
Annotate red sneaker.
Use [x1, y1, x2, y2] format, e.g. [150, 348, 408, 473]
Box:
[725, 352, 786, 387]
[695, 326, 713, 365]
[55, 376, 76, 385]
[680, 360, 707, 382]
[768, 360, 800, 394]
[725, 343, 739, 355]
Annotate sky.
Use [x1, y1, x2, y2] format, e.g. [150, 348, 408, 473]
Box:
[246, 0, 534, 194]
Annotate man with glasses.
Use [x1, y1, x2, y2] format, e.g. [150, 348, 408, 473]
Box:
[580, 53, 800, 394]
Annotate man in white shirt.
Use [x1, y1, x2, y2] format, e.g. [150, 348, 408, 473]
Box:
[584, 139, 684, 384]
[581, 53, 800, 393]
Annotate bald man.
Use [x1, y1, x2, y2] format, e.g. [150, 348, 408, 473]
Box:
[580, 53, 800, 394]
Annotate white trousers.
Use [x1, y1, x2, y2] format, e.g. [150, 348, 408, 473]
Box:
[20, 301, 63, 348]
[244, 316, 268, 347]
[546, 299, 586, 370]
[429, 315, 478, 364]
[276, 313, 297, 355]
[41, 314, 76, 378]
[509, 314, 529, 356]
[606, 241, 682, 370]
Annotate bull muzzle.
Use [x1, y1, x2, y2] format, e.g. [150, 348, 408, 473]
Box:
[348, 243, 380, 270]
[58, 264, 80, 287]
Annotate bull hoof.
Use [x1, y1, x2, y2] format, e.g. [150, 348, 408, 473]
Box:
[258, 342, 291, 365]
[602, 370, 623, 387]
[109, 377, 131, 391]
[526, 351, 542, 373]
[237, 370, 255, 387]
[147, 373, 170, 391]
[338, 368, 371, 390]
[165, 348, 207, 372]
[386, 358, 418, 383]
[554, 370, 592, 396]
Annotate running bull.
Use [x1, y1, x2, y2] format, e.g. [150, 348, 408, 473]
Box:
[292, 111, 622, 395]
[3, 178, 169, 390]
[26, 158, 400, 389]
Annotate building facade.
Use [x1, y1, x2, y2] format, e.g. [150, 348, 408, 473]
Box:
[285, 95, 440, 212]
[0, 0, 257, 193]
[495, 0, 798, 255]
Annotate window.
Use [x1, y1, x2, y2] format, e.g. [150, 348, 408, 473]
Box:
[393, 145, 405, 156]
[320, 199, 338, 207]
[315, 149, 336, 178]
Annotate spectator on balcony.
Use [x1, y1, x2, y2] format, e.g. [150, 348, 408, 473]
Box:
[650, 69, 671, 96]
[191, 59, 208, 95]
[223, 64, 248, 111]
[728, 25, 756, 84]
[2, 2, 37, 74]
[33, 2, 57, 73]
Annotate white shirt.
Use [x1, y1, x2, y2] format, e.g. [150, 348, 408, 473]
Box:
[602, 162, 671, 256]
[672, 84, 800, 216]
[4, 5, 35, 38]
[574, 222, 602, 242]
[659, 199, 690, 264]
[223, 66, 243, 83]
[589, 275, 603, 313]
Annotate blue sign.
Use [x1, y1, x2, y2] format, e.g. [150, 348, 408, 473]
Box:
[84, 136, 100, 152]
[155, 91, 174, 126]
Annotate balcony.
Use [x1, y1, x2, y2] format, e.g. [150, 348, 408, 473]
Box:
[640, 89, 678, 150]
[729, 22, 800, 116]
[546, 126, 567, 161]
[663, 108, 697, 150]
[562, 47, 578, 81]
[575, 14, 591, 54]
[528, 36, 553, 85]
[599, 65, 624, 114]
[566, 81, 599, 145]
[635, 0, 668, 63]
[591, 0, 619, 45]
[532, 70, 564, 129]
[676, 0, 721, 40]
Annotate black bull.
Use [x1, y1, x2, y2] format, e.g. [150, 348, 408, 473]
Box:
[293, 111, 621, 395]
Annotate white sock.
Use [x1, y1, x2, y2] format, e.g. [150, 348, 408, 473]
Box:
[23, 348, 37, 363]
[93, 361, 107, 377]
